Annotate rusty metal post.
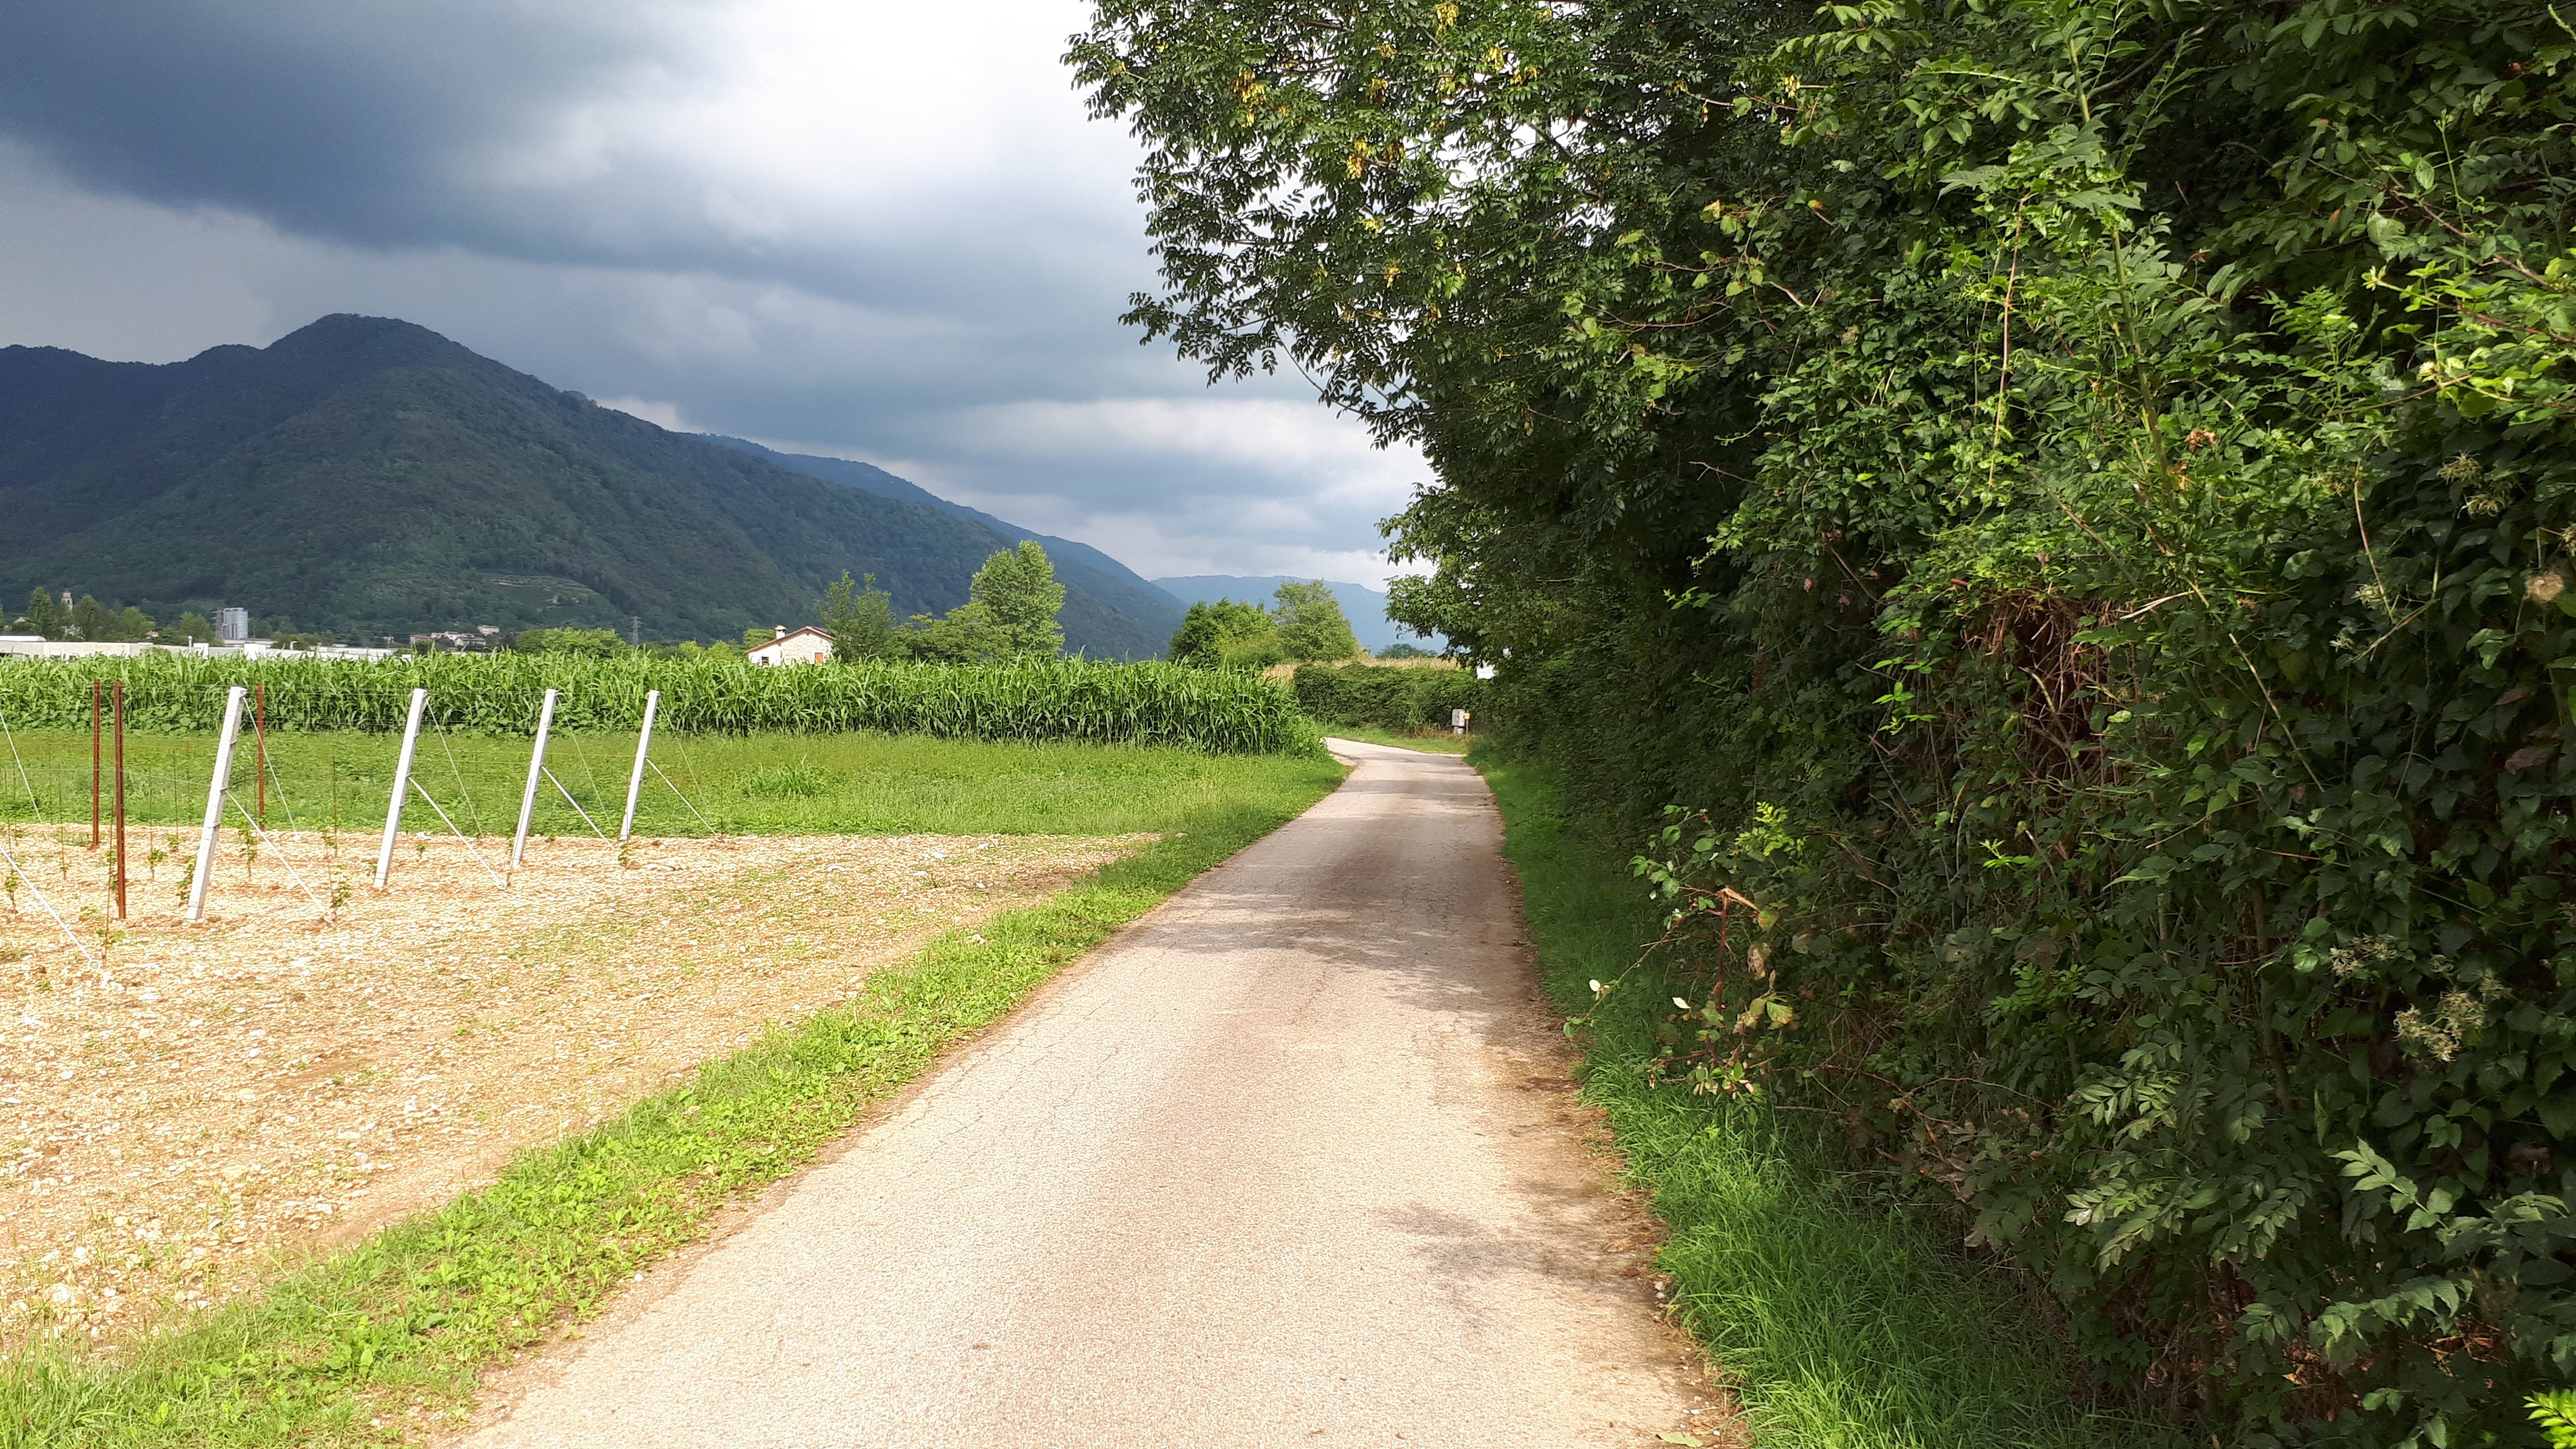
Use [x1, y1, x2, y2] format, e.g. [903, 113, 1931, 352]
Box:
[89, 678, 101, 847]
[112, 681, 126, 920]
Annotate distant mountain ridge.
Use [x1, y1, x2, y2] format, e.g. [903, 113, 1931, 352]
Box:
[1154, 576, 1439, 654]
[0, 315, 1178, 655]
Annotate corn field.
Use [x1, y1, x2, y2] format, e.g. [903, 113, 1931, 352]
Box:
[0, 655, 1321, 756]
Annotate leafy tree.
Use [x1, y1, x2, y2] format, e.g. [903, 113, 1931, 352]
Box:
[818, 571, 899, 661]
[1168, 598, 1281, 669]
[1373, 641, 1436, 660]
[49, 594, 154, 642]
[513, 627, 623, 659]
[1270, 580, 1359, 661]
[903, 543, 1066, 661]
[741, 625, 775, 651]
[169, 610, 219, 645]
[105, 606, 155, 642]
[1077, 0, 2576, 1438]
[650, 638, 737, 659]
[969, 541, 1065, 657]
[16, 590, 64, 640]
[900, 599, 1012, 662]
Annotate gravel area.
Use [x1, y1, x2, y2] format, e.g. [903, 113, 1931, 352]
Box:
[0, 826, 1143, 1344]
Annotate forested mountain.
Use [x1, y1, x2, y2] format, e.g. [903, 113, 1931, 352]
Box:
[703, 435, 1184, 657]
[0, 315, 1175, 654]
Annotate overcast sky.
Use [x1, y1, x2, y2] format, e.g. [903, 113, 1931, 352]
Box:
[0, 0, 1424, 585]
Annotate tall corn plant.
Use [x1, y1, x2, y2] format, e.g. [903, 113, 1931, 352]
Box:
[0, 656, 1323, 756]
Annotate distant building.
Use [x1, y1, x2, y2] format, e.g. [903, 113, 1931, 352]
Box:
[0, 637, 154, 660]
[216, 607, 249, 642]
[0, 637, 401, 662]
[409, 631, 491, 651]
[747, 624, 834, 666]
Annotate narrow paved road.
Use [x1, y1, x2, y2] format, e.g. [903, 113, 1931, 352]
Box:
[462, 740, 1709, 1447]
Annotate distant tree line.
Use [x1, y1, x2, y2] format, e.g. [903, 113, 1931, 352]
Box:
[12, 589, 158, 643]
[815, 541, 1067, 663]
[7, 588, 213, 643]
[1166, 580, 1360, 670]
[4, 588, 335, 648]
[501, 543, 1078, 665]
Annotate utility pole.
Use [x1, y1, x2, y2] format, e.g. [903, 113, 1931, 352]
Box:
[630, 615, 641, 649]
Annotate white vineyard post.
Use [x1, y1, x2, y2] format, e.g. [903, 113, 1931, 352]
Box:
[511, 688, 558, 871]
[619, 689, 660, 842]
[183, 686, 248, 924]
[373, 687, 429, 889]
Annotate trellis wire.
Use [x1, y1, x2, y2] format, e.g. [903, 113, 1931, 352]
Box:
[646, 757, 717, 834]
[2, 706, 45, 822]
[540, 768, 609, 839]
[224, 790, 333, 922]
[407, 779, 505, 887]
[430, 708, 489, 836]
[0, 832, 97, 972]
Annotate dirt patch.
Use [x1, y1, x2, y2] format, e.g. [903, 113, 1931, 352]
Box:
[0, 826, 1143, 1344]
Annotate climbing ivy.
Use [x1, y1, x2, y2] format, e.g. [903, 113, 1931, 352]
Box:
[1076, 0, 2576, 1439]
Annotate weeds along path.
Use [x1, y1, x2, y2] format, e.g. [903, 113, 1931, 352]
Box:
[460, 738, 1713, 1448]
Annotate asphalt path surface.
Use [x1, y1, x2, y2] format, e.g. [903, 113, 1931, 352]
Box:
[461, 738, 1711, 1447]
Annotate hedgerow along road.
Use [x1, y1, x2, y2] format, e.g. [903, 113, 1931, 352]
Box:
[462, 738, 1711, 1446]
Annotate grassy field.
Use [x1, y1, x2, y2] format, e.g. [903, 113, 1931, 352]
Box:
[0, 728, 1328, 839]
[0, 745, 1346, 1446]
[1476, 751, 2181, 1449]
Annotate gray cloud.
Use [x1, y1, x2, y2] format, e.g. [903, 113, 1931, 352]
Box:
[0, 2, 1422, 584]
[0, 1, 1147, 323]
[0, 2, 670, 250]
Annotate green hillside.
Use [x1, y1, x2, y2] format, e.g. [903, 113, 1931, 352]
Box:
[0, 316, 1169, 653]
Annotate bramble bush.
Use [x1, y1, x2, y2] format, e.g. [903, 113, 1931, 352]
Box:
[1078, 0, 2576, 1438]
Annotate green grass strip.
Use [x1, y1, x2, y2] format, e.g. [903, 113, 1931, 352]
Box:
[0, 780, 1339, 1447]
[1476, 752, 2182, 1449]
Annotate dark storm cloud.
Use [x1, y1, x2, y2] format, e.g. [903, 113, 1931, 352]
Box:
[0, 1, 1134, 314]
[0, 2, 1422, 583]
[0, 2, 667, 249]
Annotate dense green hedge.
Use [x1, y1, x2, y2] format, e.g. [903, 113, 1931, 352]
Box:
[1081, 0, 2576, 1440]
[0, 655, 1319, 756]
[1290, 662, 1482, 732]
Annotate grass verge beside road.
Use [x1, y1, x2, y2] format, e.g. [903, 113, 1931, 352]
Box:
[0, 759, 1344, 1447]
[1476, 751, 2179, 1449]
